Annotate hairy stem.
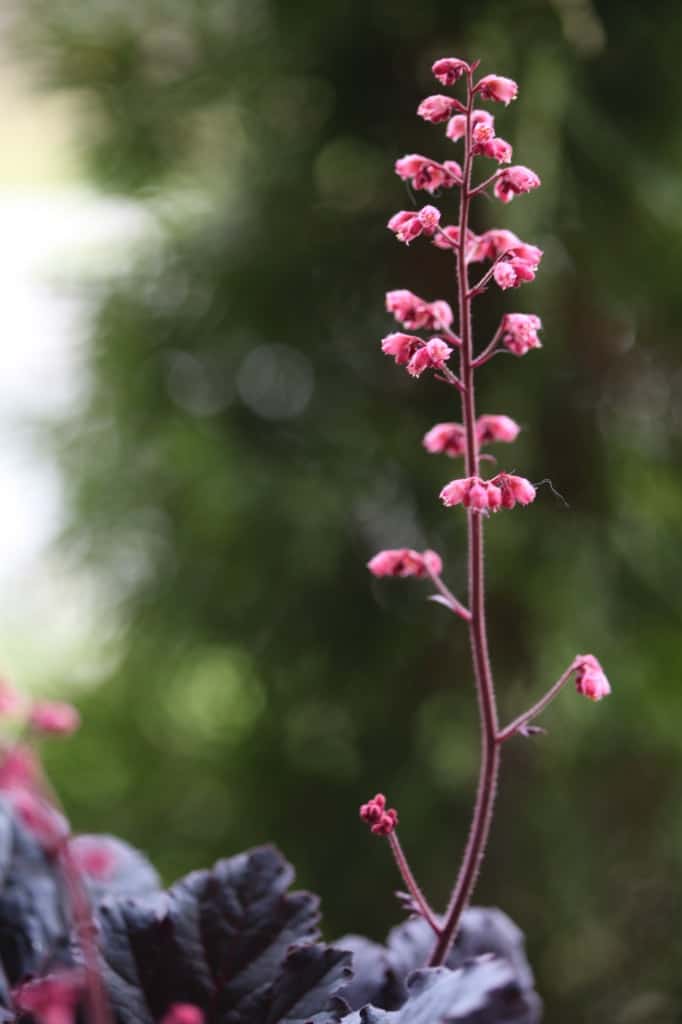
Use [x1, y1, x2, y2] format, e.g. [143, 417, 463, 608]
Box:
[429, 69, 500, 967]
[497, 661, 576, 742]
[388, 831, 442, 936]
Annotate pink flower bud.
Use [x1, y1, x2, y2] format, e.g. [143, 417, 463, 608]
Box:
[476, 415, 520, 446]
[367, 548, 442, 579]
[423, 422, 467, 458]
[486, 484, 503, 511]
[388, 206, 440, 244]
[417, 95, 459, 124]
[29, 701, 80, 737]
[360, 793, 398, 836]
[466, 481, 489, 511]
[493, 262, 517, 290]
[477, 74, 518, 105]
[381, 332, 421, 366]
[406, 337, 452, 378]
[418, 205, 441, 233]
[494, 255, 539, 290]
[500, 313, 543, 356]
[432, 58, 470, 86]
[14, 971, 85, 1024]
[494, 165, 541, 203]
[446, 109, 494, 143]
[161, 1006, 205, 1024]
[573, 655, 611, 701]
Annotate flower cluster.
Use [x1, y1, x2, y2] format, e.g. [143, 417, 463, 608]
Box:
[573, 655, 612, 702]
[387, 205, 440, 244]
[500, 313, 543, 356]
[367, 548, 442, 578]
[359, 793, 398, 836]
[385, 289, 453, 332]
[423, 415, 520, 457]
[439, 474, 536, 512]
[381, 333, 454, 378]
[395, 154, 462, 193]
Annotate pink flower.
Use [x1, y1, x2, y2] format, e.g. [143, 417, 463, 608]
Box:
[494, 165, 541, 203]
[367, 548, 442, 578]
[385, 290, 453, 331]
[500, 313, 543, 356]
[470, 229, 542, 266]
[394, 154, 461, 193]
[492, 473, 536, 509]
[446, 109, 494, 143]
[423, 422, 467, 458]
[381, 332, 421, 365]
[406, 337, 453, 378]
[161, 1006, 205, 1024]
[360, 793, 399, 836]
[387, 206, 441, 244]
[440, 474, 534, 512]
[14, 971, 84, 1024]
[477, 74, 518, 105]
[0, 678, 24, 716]
[476, 415, 520, 445]
[417, 95, 459, 123]
[476, 137, 512, 164]
[493, 255, 539, 289]
[432, 57, 470, 86]
[69, 836, 118, 880]
[432, 225, 481, 260]
[0, 745, 40, 791]
[573, 655, 611, 702]
[29, 700, 80, 737]
[471, 119, 495, 145]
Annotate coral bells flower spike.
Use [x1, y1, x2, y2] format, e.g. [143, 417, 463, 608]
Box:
[406, 337, 453, 378]
[423, 422, 467, 458]
[500, 313, 543, 356]
[14, 971, 85, 1024]
[477, 74, 518, 105]
[385, 290, 454, 332]
[432, 57, 470, 86]
[29, 700, 81, 736]
[388, 206, 441, 244]
[573, 655, 611, 701]
[494, 165, 541, 204]
[367, 548, 442, 578]
[360, 793, 399, 836]
[476, 415, 521, 445]
[417, 95, 459, 124]
[440, 474, 534, 512]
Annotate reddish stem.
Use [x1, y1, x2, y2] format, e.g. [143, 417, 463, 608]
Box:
[425, 568, 471, 622]
[497, 661, 577, 743]
[388, 831, 441, 936]
[429, 68, 500, 968]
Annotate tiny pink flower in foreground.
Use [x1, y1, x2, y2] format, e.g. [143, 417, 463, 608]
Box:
[29, 700, 81, 737]
[494, 165, 541, 203]
[69, 836, 118, 880]
[476, 415, 521, 445]
[0, 677, 24, 716]
[14, 971, 84, 1024]
[432, 226, 481, 261]
[477, 74, 518, 105]
[493, 254, 538, 290]
[446, 109, 494, 143]
[388, 206, 441, 244]
[406, 337, 453, 378]
[9, 788, 69, 851]
[360, 793, 399, 836]
[573, 655, 611, 701]
[493, 263, 517, 290]
[394, 154, 461, 193]
[385, 290, 454, 331]
[417, 95, 459, 123]
[0, 745, 40, 791]
[432, 57, 470, 86]
[381, 332, 421, 366]
[367, 548, 442, 578]
[423, 422, 467, 458]
[500, 313, 543, 356]
[161, 1005, 205, 1024]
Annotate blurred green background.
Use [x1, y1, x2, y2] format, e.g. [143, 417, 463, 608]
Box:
[5, 0, 682, 1020]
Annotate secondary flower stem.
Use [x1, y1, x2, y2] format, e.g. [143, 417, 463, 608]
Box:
[429, 68, 500, 968]
[388, 831, 442, 936]
[497, 661, 577, 742]
[426, 568, 472, 622]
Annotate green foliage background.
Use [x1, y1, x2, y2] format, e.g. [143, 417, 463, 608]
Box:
[11, 0, 682, 1020]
